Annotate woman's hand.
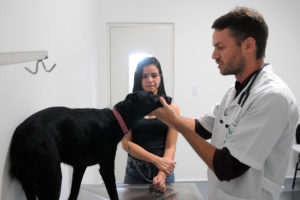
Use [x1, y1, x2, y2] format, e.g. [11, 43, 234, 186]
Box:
[152, 171, 167, 192]
[153, 157, 176, 175]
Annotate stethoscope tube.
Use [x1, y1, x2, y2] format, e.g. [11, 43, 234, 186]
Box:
[238, 65, 265, 107]
[221, 63, 268, 130]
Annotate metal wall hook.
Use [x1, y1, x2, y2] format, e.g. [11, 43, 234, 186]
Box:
[24, 59, 56, 74]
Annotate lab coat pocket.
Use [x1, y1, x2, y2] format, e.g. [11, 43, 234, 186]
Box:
[217, 189, 255, 200]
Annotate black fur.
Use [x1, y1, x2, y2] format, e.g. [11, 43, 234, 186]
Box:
[9, 91, 172, 200]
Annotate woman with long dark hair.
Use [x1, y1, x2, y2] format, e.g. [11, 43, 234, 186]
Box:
[122, 57, 179, 192]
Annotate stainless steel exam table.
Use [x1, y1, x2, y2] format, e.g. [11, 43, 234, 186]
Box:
[78, 182, 204, 200]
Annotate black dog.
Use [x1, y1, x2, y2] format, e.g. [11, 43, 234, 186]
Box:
[9, 91, 171, 200]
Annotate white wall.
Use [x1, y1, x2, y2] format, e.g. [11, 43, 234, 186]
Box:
[0, 0, 103, 199]
[1, 0, 300, 199]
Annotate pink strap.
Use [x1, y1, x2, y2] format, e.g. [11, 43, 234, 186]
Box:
[112, 109, 129, 135]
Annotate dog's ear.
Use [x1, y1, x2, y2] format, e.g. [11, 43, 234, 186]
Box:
[124, 91, 171, 107]
[124, 92, 138, 105]
[124, 91, 152, 104]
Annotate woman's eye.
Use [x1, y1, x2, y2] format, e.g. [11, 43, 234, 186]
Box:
[151, 73, 159, 78]
[142, 73, 160, 79]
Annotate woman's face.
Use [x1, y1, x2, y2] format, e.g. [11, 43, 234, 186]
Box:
[141, 64, 161, 95]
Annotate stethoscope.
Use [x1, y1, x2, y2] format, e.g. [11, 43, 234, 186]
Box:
[220, 63, 268, 138]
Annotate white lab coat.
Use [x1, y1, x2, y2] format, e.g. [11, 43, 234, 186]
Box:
[198, 64, 299, 200]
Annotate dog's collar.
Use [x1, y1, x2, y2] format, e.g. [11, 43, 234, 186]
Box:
[112, 109, 129, 135]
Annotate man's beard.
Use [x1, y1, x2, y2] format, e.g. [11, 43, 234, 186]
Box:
[220, 53, 246, 76]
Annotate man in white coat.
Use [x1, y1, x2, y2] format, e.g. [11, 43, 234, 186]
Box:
[152, 7, 299, 200]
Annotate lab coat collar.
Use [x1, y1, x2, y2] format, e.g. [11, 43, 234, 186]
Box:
[224, 63, 272, 109]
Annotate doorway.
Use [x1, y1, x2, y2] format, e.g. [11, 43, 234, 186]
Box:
[108, 23, 174, 181]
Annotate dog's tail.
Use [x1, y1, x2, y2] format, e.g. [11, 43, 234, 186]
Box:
[10, 122, 31, 178]
[10, 121, 62, 199]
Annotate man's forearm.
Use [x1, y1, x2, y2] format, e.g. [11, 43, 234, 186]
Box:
[174, 116, 216, 172]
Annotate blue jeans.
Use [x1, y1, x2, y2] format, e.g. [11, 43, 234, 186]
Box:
[124, 155, 175, 184]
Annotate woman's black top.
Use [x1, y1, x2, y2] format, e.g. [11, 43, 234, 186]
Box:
[131, 118, 168, 157]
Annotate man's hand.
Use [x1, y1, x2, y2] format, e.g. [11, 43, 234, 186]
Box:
[151, 97, 179, 130]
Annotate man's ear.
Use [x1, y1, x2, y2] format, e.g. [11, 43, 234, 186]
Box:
[243, 37, 256, 51]
[242, 37, 256, 58]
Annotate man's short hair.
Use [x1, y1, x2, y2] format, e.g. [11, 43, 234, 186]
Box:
[212, 7, 268, 59]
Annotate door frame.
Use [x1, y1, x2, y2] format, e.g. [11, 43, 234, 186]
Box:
[107, 22, 175, 107]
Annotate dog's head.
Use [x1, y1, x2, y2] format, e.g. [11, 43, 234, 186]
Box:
[113, 91, 172, 128]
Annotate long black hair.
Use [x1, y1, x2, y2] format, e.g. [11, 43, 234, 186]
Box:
[132, 57, 167, 96]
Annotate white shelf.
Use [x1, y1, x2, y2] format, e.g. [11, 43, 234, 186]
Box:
[0, 51, 48, 66]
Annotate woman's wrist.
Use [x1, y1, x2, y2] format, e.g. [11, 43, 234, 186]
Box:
[151, 155, 161, 166]
[158, 170, 167, 179]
